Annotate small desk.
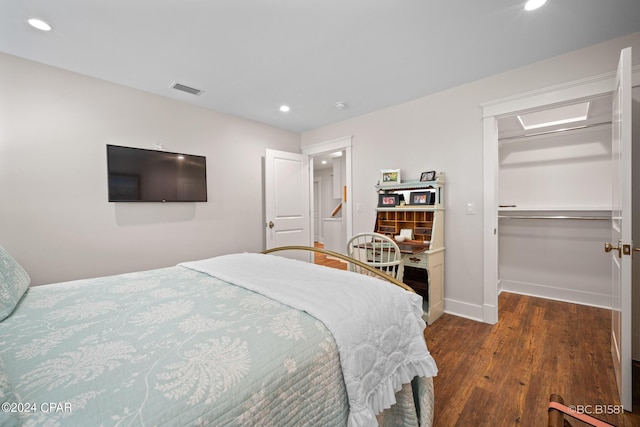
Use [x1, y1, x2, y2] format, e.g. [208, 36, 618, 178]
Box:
[374, 176, 445, 325]
[364, 240, 444, 325]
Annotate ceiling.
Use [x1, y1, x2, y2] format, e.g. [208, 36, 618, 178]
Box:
[1, 1, 639, 133]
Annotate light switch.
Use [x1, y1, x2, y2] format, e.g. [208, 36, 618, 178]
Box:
[466, 202, 475, 215]
[355, 203, 362, 213]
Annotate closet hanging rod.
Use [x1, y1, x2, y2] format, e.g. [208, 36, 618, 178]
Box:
[498, 120, 611, 142]
[498, 215, 610, 220]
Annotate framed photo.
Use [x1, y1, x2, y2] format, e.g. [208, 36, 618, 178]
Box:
[409, 191, 434, 205]
[420, 171, 436, 182]
[380, 169, 401, 186]
[378, 193, 400, 207]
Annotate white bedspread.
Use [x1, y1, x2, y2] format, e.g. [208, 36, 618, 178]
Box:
[180, 253, 438, 427]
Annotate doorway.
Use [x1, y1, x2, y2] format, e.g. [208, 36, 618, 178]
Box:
[497, 96, 613, 306]
[482, 72, 622, 324]
[303, 136, 353, 256]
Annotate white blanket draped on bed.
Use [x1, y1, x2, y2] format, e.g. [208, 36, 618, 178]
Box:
[180, 253, 438, 427]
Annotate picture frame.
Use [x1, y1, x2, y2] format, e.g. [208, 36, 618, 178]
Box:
[380, 169, 401, 186]
[378, 193, 400, 207]
[409, 191, 434, 205]
[420, 171, 436, 182]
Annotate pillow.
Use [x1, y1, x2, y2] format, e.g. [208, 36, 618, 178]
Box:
[0, 244, 31, 321]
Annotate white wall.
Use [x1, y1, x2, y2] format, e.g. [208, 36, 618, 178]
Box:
[315, 168, 339, 220]
[497, 125, 612, 306]
[0, 53, 300, 285]
[301, 32, 640, 321]
[499, 217, 611, 306]
[499, 126, 612, 209]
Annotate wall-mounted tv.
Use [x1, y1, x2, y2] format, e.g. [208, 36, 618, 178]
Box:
[107, 145, 207, 202]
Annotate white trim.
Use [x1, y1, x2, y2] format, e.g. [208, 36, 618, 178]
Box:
[482, 116, 499, 325]
[482, 65, 640, 118]
[500, 280, 613, 310]
[443, 298, 484, 323]
[302, 136, 352, 155]
[313, 176, 322, 243]
[481, 71, 616, 118]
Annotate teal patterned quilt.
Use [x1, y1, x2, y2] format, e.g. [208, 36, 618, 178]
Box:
[1, 261, 434, 426]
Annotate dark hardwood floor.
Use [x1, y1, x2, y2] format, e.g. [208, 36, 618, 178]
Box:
[312, 247, 638, 426]
[425, 292, 640, 427]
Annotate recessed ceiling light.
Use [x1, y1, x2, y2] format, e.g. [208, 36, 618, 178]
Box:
[517, 102, 590, 130]
[28, 18, 52, 31]
[279, 105, 291, 113]
[335, 102, 347, 110]
[524, 0, 547, 11]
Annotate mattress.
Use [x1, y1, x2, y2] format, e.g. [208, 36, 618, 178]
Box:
[0, 254, 435, 426]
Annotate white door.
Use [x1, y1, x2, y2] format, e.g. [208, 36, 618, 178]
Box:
[264, 149, 311, 259]
[607, 46, 632, 411]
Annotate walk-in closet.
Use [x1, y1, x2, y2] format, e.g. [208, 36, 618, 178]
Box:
[497, 96, 613, 307]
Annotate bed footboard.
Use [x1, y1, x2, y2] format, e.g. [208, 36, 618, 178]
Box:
[261, 245, 415, 293]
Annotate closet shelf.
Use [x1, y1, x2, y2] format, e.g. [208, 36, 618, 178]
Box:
[498, 207, 612, 220]
[499, 215, 610, 220]
[498, 206, 612, 212]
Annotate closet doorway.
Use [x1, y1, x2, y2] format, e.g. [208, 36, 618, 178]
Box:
[481, 74, 618, 325]
[482, 48, 636, 410]
[496, 96, 613, 307]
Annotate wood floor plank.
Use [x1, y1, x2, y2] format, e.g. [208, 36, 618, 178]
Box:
[424, 293, 640, 427]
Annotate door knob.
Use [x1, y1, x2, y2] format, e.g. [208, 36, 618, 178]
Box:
[268, 221, 274, 229]
[604, 242, 621, 258]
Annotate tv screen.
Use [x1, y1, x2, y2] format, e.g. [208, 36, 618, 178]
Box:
[107, 145, 207, 202]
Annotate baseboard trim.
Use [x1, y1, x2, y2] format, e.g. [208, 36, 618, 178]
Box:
[500, 280, 611, 309]
[444, 298, 484, 323]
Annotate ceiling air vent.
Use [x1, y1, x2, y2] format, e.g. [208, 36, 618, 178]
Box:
[170, 82, 204, 96]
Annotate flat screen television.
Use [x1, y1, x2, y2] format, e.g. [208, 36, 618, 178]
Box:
[107, 145, 207, 202]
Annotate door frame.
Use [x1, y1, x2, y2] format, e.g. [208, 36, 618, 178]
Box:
[302, 136, 353, 253]
[481, 67, 640, 325]
[313, 177, 321, 243]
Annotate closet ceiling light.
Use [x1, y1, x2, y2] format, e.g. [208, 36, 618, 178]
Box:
[524, 0, 547, 11]
[279, 105, 290, 113]
[28, 18, 52, 31]
[517, 102, 590, 130]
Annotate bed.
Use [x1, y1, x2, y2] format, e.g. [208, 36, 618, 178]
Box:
[0, 244, 437, 427]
